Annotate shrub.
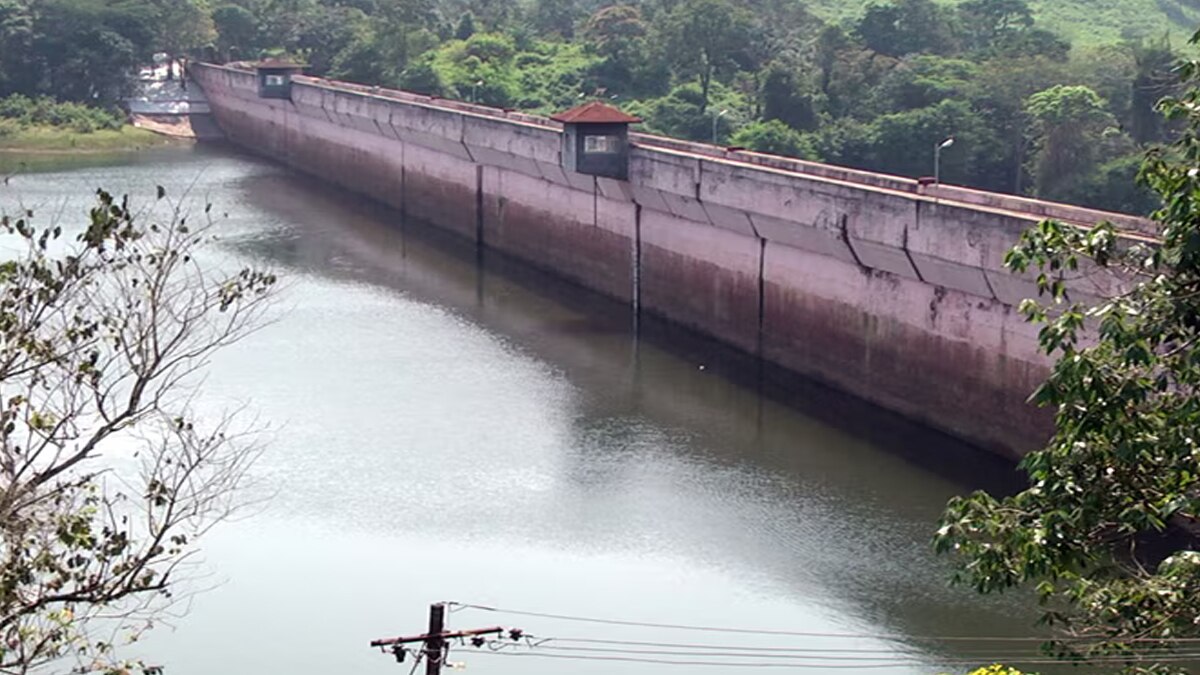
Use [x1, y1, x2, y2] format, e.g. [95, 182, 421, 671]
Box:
[0, 117, 21, 138]
[731, 120, 820, 160]
[0, 95, 122, 133]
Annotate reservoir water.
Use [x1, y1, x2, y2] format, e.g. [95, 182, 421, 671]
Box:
[0, 145, 1055, 675]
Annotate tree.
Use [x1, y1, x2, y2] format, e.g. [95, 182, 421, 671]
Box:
[760, 63, 816, 131]
[582, 4, 647, 94]
[815, 26, 899, 120]
[659, 0, 755, 113]
[0, 189, 275, 671]
[631, 81, 746, 142]
[0, 0, 156, 103]
[875, 55, 978, 112]
[957, 0, 1033, 52]
[1057, 153, 1160, 215]
[1025, 85, 1123, 200]
[855, 0, 956, 57]
[731, 119, 818, 159]
[211, 4, 258, 57]
[153, 0, 217, 74]
[0, 0, 35, 96]
[295, 5, 368, 76]
[864, 98, 1007, 187]
[935, 36, 1200, 672]
[1130, 39, 1179, 144]
[454, 11, 475, 40]
[964, 55, 1070, 193]
[529, 0, 580, 39]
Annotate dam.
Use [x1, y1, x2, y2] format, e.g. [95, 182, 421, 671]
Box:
[189, 60, 1151, 457]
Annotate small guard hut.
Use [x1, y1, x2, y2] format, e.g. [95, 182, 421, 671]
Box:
[254, 59, 305, 100]
[551, 101, 641, 181]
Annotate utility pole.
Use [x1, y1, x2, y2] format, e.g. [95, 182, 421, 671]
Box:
[370, 603, 511, 673]
[426, 603, 445, 675]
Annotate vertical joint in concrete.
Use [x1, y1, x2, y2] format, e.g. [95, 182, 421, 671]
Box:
[399, 142, 407, 220]
[756, 237, 766, 358]
[632, 203, 643, 323]
[901, 224, 926, 284]
[840, 214, 867, 271]
[475, 165, 485, 247]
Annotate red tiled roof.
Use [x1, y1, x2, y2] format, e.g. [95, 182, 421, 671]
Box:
[551, 101, 642, 124]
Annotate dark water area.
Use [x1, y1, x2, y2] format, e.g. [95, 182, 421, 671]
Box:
[0, 144, 1070, 675]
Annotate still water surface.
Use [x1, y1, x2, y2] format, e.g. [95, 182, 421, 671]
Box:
[1, 146, 1055, 675]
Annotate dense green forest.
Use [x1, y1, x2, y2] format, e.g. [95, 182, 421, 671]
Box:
[0, 0, 1194, 213]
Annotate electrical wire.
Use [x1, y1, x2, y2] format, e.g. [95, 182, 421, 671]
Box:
[405, 651, 424, 675]
[501, 636, 1200, 663]
[447, 602, 1200, 644]
[471, 639, 1200, 667]
[465, 649, 940, 669]
[520, 634, 1053, 656]
[464, 648, 1200, 669]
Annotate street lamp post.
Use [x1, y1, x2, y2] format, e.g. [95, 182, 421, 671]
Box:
[712, 109, 728, 145]
[934, 137, 955, 186]
[471, 79, 483, 103]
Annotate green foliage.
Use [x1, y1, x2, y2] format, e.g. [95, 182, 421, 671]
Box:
[3, 0, 1187, 216]
[658, 0, 758, 111]
[0, 0, 154, 103]
[855, 0, 957, 57]
[1026, 85, 1129, 201]
[212, 4, 258, 55]
[0, 95, 122, 133]
[867, 98, 1008, 187]
[582, 4, 653, 96]
[802, 0, 1200, 45]
[874, 55, 979, 112]
[528, 0, 582, 39]
[760, 64, 817, 131]
[935, 34, 1200, 672]
[454, 11, 476, 40]
[731, 120, 819, 160]
[1058, 153, 1161, 215]
[153, 0, 217, 58]
[627, 82, 748, 142]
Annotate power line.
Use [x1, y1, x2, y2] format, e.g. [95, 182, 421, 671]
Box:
[447, 602, 1048, 643]
[465, 648, 936, 669]
[513, 634, 1200, 664]
[448, 601, 1200, 645]
[522, 634, 1048, 656]
[465, 648, 1200, 670]
[514, 634, 1200, 662]
[370, 602, 1200, 674]
[503, 642, 1042, 662]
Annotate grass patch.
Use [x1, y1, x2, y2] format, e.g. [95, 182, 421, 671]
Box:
[0, 125, 183, 153]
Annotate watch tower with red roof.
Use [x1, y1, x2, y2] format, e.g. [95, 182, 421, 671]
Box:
[551, 101, 641, 180]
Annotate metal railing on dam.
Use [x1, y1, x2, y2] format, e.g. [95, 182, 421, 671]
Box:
[190, 61, 1153, 458]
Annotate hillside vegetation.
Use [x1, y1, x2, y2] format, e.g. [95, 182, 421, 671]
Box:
[1, 0, 1193, 214]
[806, 0, 1200, 45]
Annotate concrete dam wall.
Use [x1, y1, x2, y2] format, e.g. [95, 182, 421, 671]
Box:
[191, 62, 1150, 458]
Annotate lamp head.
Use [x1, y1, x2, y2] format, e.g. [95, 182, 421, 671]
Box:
[939, 137, 955, 149]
